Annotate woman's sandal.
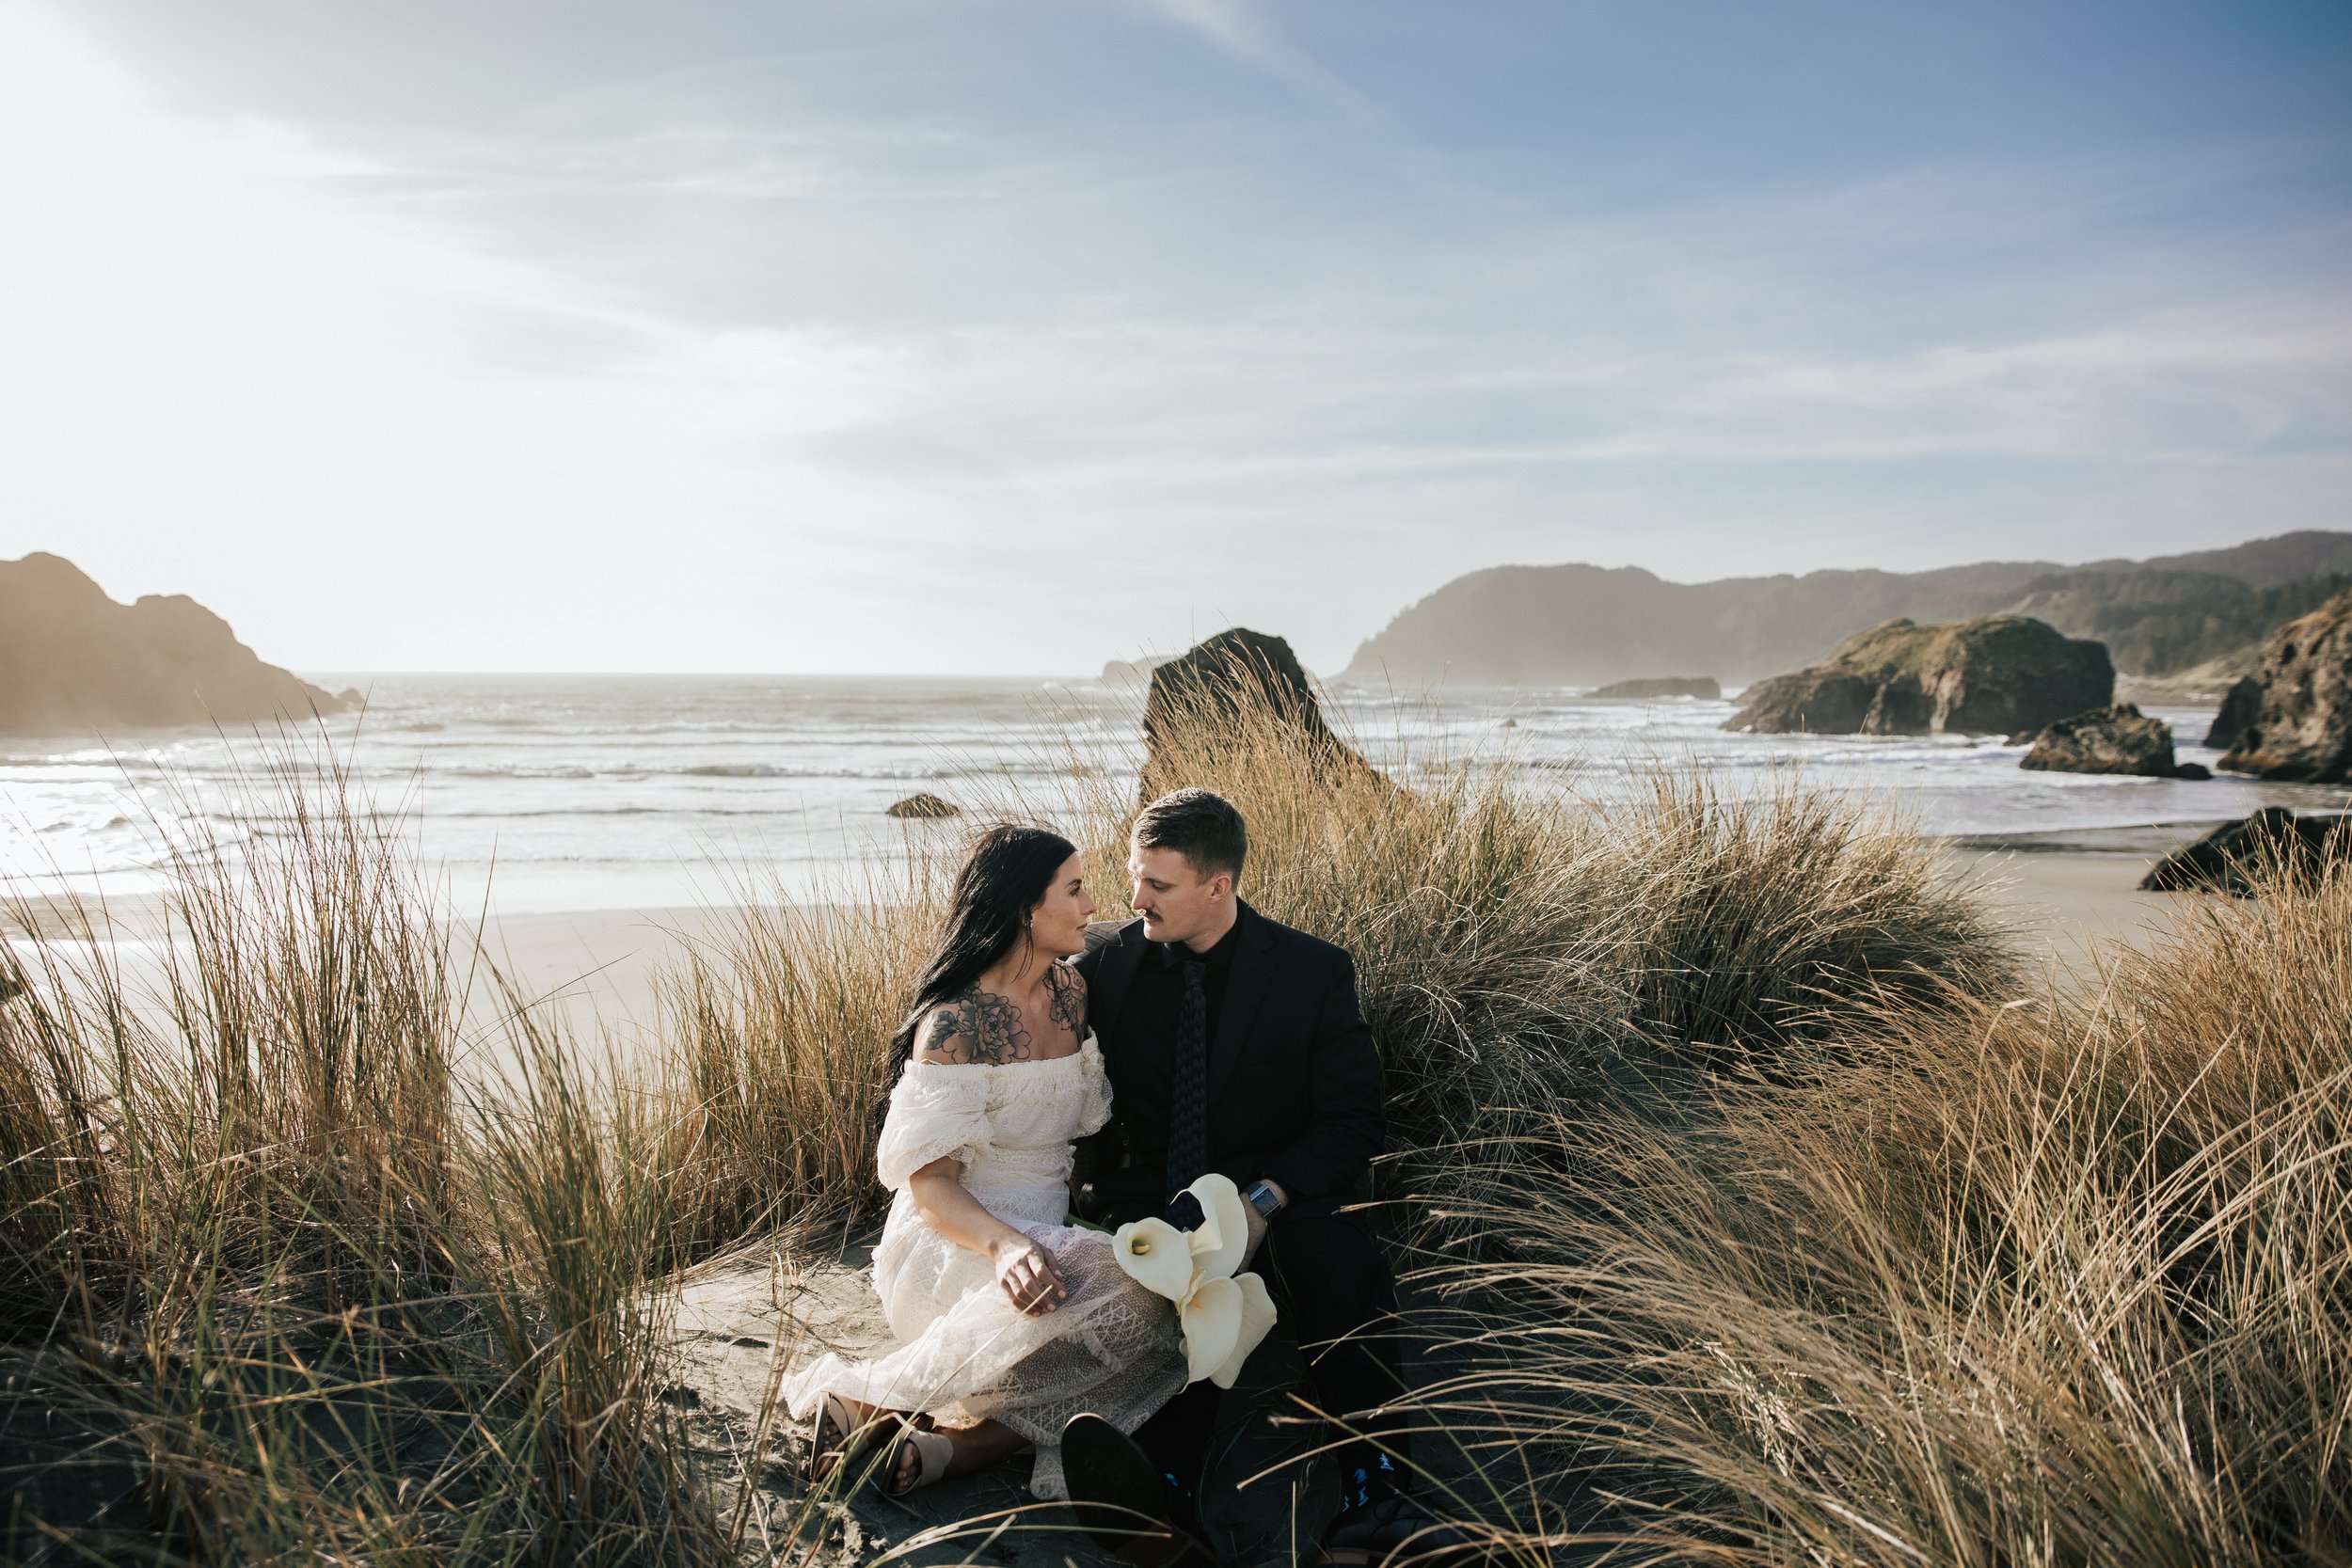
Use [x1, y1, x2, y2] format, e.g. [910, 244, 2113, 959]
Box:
[881, 1418, 957, 1497]
[806, 1394, 894, 1487]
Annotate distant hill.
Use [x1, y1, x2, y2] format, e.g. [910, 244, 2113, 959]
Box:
[1338, 531, 2352, 688]
[2115, 531, 2352, 588]
[2005, 568, 2352, 678]
[0, 552, 352, 734]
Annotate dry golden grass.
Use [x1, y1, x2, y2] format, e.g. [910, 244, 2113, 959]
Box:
[1408, 854, 2352, 1566]
[0, 739, 727, 1565]
[650, 877, 942, 1259]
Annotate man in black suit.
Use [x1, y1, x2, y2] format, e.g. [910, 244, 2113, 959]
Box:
[1061, 788, 1469, 1567]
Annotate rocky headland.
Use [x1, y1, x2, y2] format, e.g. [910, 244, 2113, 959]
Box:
[0, 552, 352, 734]
[1723, 615, 2112, 737]
[1339, 531, 2352, 689]
[2217, 586, 2352, 784]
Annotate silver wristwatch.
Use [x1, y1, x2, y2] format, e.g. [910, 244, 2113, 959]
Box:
[1243, 1179, 1282, 1218]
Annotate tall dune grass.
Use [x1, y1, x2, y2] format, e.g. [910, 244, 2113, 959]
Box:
[650, 879, 940, 1259]
[0, 742, 726, 1564]
[1408, 855, 2352, 1566]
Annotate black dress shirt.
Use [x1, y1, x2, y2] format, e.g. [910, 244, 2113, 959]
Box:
[1104, 910, 1245, 1181]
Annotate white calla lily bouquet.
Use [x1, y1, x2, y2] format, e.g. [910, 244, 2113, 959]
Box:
[1110, 1173, 1279, 1387]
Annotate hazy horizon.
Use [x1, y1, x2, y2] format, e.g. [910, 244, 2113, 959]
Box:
[5, 2, 2347, 676]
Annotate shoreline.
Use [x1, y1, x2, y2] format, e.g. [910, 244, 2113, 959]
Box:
[8, 821, 2232, 1033]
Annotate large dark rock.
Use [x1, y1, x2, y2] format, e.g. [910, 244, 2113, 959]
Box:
[2203, 675, 2263, 751]
[0, 552, 349, 734]
[884, 793, 961, 819]
[2218, 588, 2352, 783]
[1142, 628, 1378, 797]
[1724, 615, 2113, 737]
[1588, 675, 1721, 700]
[2020, 705, 2182, 777]
[2140, 808, 2352, 895]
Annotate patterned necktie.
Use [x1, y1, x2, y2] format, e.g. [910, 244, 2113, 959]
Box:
[1165, 957, 1209, 1202]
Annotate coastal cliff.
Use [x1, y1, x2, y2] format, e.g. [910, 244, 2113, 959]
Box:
[1338, 531, 2352, 688]
[0, 553, 351, 733]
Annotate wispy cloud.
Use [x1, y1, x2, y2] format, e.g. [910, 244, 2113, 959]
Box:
[1126, 0, 1385, 122]
[4, 1, 2348, 673]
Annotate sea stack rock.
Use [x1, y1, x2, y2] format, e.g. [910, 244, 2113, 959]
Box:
[2020, 705, 2183, 777]
[0, 552, 349, 734]
[2203, 675, 2263, 751]
[2218, 588, 2352, 783]
[885, 793, 961, 819]
[1589, 676, 1721, 700]
[1141, 627, 1378, 797]
[1724, 615, 2112, 737]
[2140, 808, 2351, 895]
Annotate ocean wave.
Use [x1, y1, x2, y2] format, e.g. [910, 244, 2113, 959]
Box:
[429, 764, 598, 780]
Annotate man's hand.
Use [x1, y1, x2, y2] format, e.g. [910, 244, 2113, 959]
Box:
[1240, 1180, 1288, 1266]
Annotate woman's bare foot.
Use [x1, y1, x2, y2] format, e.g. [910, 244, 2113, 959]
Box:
[882, 1418, 1033, 1494]
[809, 1396, 893, 1484]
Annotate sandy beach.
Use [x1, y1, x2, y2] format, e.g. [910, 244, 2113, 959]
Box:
[1941, 838, 2198, 974]
[8, 830, 2207, 1064]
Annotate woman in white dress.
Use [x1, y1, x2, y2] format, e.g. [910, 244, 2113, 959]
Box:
[782, 825, 1187, 1500]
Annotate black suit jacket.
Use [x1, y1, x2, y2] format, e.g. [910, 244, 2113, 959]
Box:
[1074, 901, 1385, 1226]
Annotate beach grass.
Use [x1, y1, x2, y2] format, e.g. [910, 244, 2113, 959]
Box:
[0, 744, 726, 1564]
[1404, 850, 2352, 1567]
[0, 693, 2340, 1564]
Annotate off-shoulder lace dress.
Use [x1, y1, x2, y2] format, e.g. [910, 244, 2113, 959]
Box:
[780, 1035, 1185, 1499]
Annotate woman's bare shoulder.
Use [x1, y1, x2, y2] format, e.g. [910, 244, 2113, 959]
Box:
[913, 987, 1038, 1066]
[1044, 960, 1088, 1037]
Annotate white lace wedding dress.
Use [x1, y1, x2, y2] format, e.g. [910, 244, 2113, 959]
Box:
[780, 1034, 1187, 1499]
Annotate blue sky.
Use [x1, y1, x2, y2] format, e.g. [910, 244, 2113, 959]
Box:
[3, 0, 2347, 673]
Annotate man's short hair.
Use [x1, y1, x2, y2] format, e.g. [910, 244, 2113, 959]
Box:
[1132, 787, 1248, 883]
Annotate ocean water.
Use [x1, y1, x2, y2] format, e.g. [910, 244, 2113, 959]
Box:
[2, 673, 2343, 914]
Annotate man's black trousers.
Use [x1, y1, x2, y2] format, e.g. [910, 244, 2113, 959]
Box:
[1132, 1212, 1405, 1492]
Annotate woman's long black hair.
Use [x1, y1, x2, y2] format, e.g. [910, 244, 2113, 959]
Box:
[889, 824, 1078, 1066]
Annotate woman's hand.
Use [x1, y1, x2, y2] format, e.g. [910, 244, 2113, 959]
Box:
[991, 1234, 1066, 1316]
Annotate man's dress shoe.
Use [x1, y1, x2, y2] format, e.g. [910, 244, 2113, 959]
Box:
[1060, 1413, 1218, 1568]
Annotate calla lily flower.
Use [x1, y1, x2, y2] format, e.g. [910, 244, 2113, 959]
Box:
[1208, 1271, 1278, 1389]
[1111, 1216, 1196, 1302]
[1186, 1175, 1250, 1284]
[1109, 1173, 1279, 1387]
